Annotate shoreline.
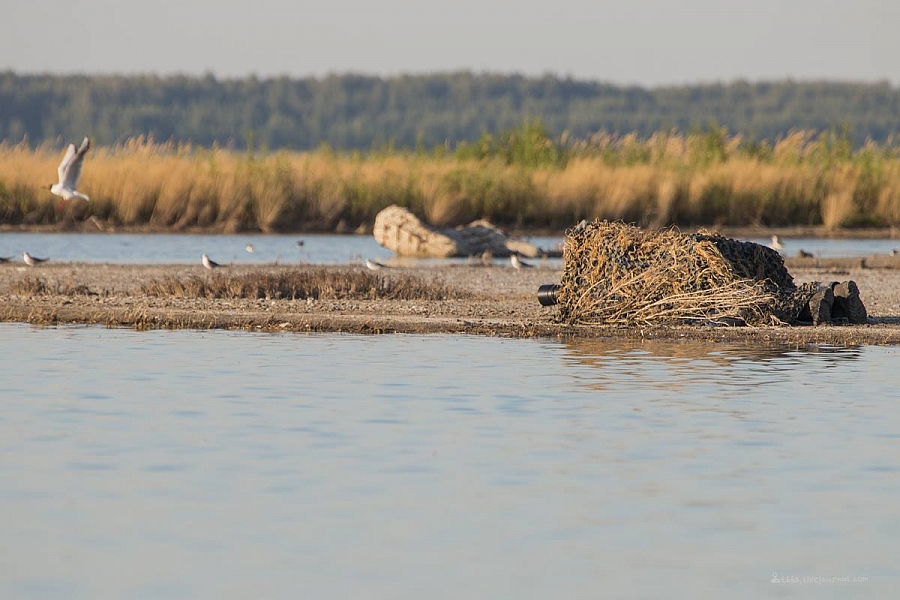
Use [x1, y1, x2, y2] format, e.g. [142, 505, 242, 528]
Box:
[2, 223, 899, 240]
[2, 263, 900, 346]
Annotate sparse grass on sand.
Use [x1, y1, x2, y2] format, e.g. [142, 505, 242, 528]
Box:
[2, 128, 900, 232]
[139, 269, 461, 301]
[10, 276, 97, 297]
[2, 263, 900, 343]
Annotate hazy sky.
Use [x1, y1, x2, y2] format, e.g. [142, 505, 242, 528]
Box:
[3, 0, 898, 86]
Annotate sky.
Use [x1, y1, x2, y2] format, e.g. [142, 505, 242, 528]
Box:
[3, 0, 898, 86]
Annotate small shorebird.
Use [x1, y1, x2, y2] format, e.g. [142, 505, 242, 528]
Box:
[510, 254, 533, 270]
[891, 248, 899, 256]
[23, 252, 49, 266]
[295, 240, 305, 248]
[201, 253, 222, 270]
[245, 244, 255, 253]
[797, 249, 814, 258]
[769, 235, 784, 251]
[365, 258, 387, 271]
[0, 256, 13, 263]
[49, 137, 91, 202]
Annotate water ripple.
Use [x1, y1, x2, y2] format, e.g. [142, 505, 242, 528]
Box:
[0, 324, 897, 598]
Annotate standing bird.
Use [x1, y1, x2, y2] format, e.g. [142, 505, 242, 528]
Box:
[201, 253, 222, 270]
[0, 256, 13, 263]
[768, 235, 784, 251]
[49, 137, 91, 202]
[365, 258, 387, 271]
[510, 254, 533, 270]
[245, 244, 255, 253]
[797, 249, 815, 258]
[23, 252, 49, 266]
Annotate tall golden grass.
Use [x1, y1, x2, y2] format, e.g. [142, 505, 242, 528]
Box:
[2, 130, 900, 231]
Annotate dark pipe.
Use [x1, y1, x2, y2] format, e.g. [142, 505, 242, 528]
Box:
[537, 284, 560, 306]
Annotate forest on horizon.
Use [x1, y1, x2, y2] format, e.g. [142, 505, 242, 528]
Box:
[2, 71, 899, 151]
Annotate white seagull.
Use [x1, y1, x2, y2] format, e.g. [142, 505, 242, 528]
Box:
[201, 253, 222, 270]
[510, 254, 533, 269]
[365, 259, 387, 271]
[768, 235, 784, 251]
[245, 244, 255, 253]
[50, 137, 91, 202]
[23, 252, 49, 266]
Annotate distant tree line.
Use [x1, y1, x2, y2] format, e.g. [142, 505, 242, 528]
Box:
[1, 71, 899, 150]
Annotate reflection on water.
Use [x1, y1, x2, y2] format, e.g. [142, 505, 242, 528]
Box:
[0, 324, 897, 599]
[562, 338, 867, 393]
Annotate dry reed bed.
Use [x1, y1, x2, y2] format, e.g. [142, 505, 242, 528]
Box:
[2, 131, 900, 231]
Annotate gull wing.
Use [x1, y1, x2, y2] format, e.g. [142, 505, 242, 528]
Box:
[56, 143, 77, 184]
[62, 137, 91, 188]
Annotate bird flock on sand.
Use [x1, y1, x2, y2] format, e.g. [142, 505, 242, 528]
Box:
[9, 136, 900, 271]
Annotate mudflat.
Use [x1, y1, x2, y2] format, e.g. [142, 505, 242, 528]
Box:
[2, 261, 900, 345]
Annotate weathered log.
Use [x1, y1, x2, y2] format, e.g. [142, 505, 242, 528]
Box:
[373, 205, 558, 258]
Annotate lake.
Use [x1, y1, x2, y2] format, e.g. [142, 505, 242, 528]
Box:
[0, 232, 564, 267]
[0, 232, 898, 266]
[0, 324, 896, 598]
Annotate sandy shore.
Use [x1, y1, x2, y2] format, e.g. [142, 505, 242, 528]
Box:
[2, 260, 900, 345]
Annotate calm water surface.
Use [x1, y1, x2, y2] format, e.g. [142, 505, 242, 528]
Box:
[1, 231, 897, 266]
[0, 232, 564, 266]
[0, 324, 897, 599]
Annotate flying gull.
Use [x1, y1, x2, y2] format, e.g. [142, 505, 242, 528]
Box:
[50, 137, 91, 202]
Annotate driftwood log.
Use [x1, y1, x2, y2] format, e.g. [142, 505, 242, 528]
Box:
[373, 205, 559, 258]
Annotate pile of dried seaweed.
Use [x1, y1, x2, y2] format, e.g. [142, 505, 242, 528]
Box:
[555, 221, 811, 326]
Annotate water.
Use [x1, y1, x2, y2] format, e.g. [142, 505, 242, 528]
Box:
[0, 232, 564, 266]
[745, 236, 900, 258]
[1, 231, 896, 266]
[0, 324, 896, 599]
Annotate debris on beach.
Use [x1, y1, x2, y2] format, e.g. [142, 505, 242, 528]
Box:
[373, 204, 557, 258]
[551, 220, 867, 327]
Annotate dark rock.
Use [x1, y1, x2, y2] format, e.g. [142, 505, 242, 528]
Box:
[773, 281, 820, 324]
[831, 280, 868, 324]
[806, 286, 834, 326]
